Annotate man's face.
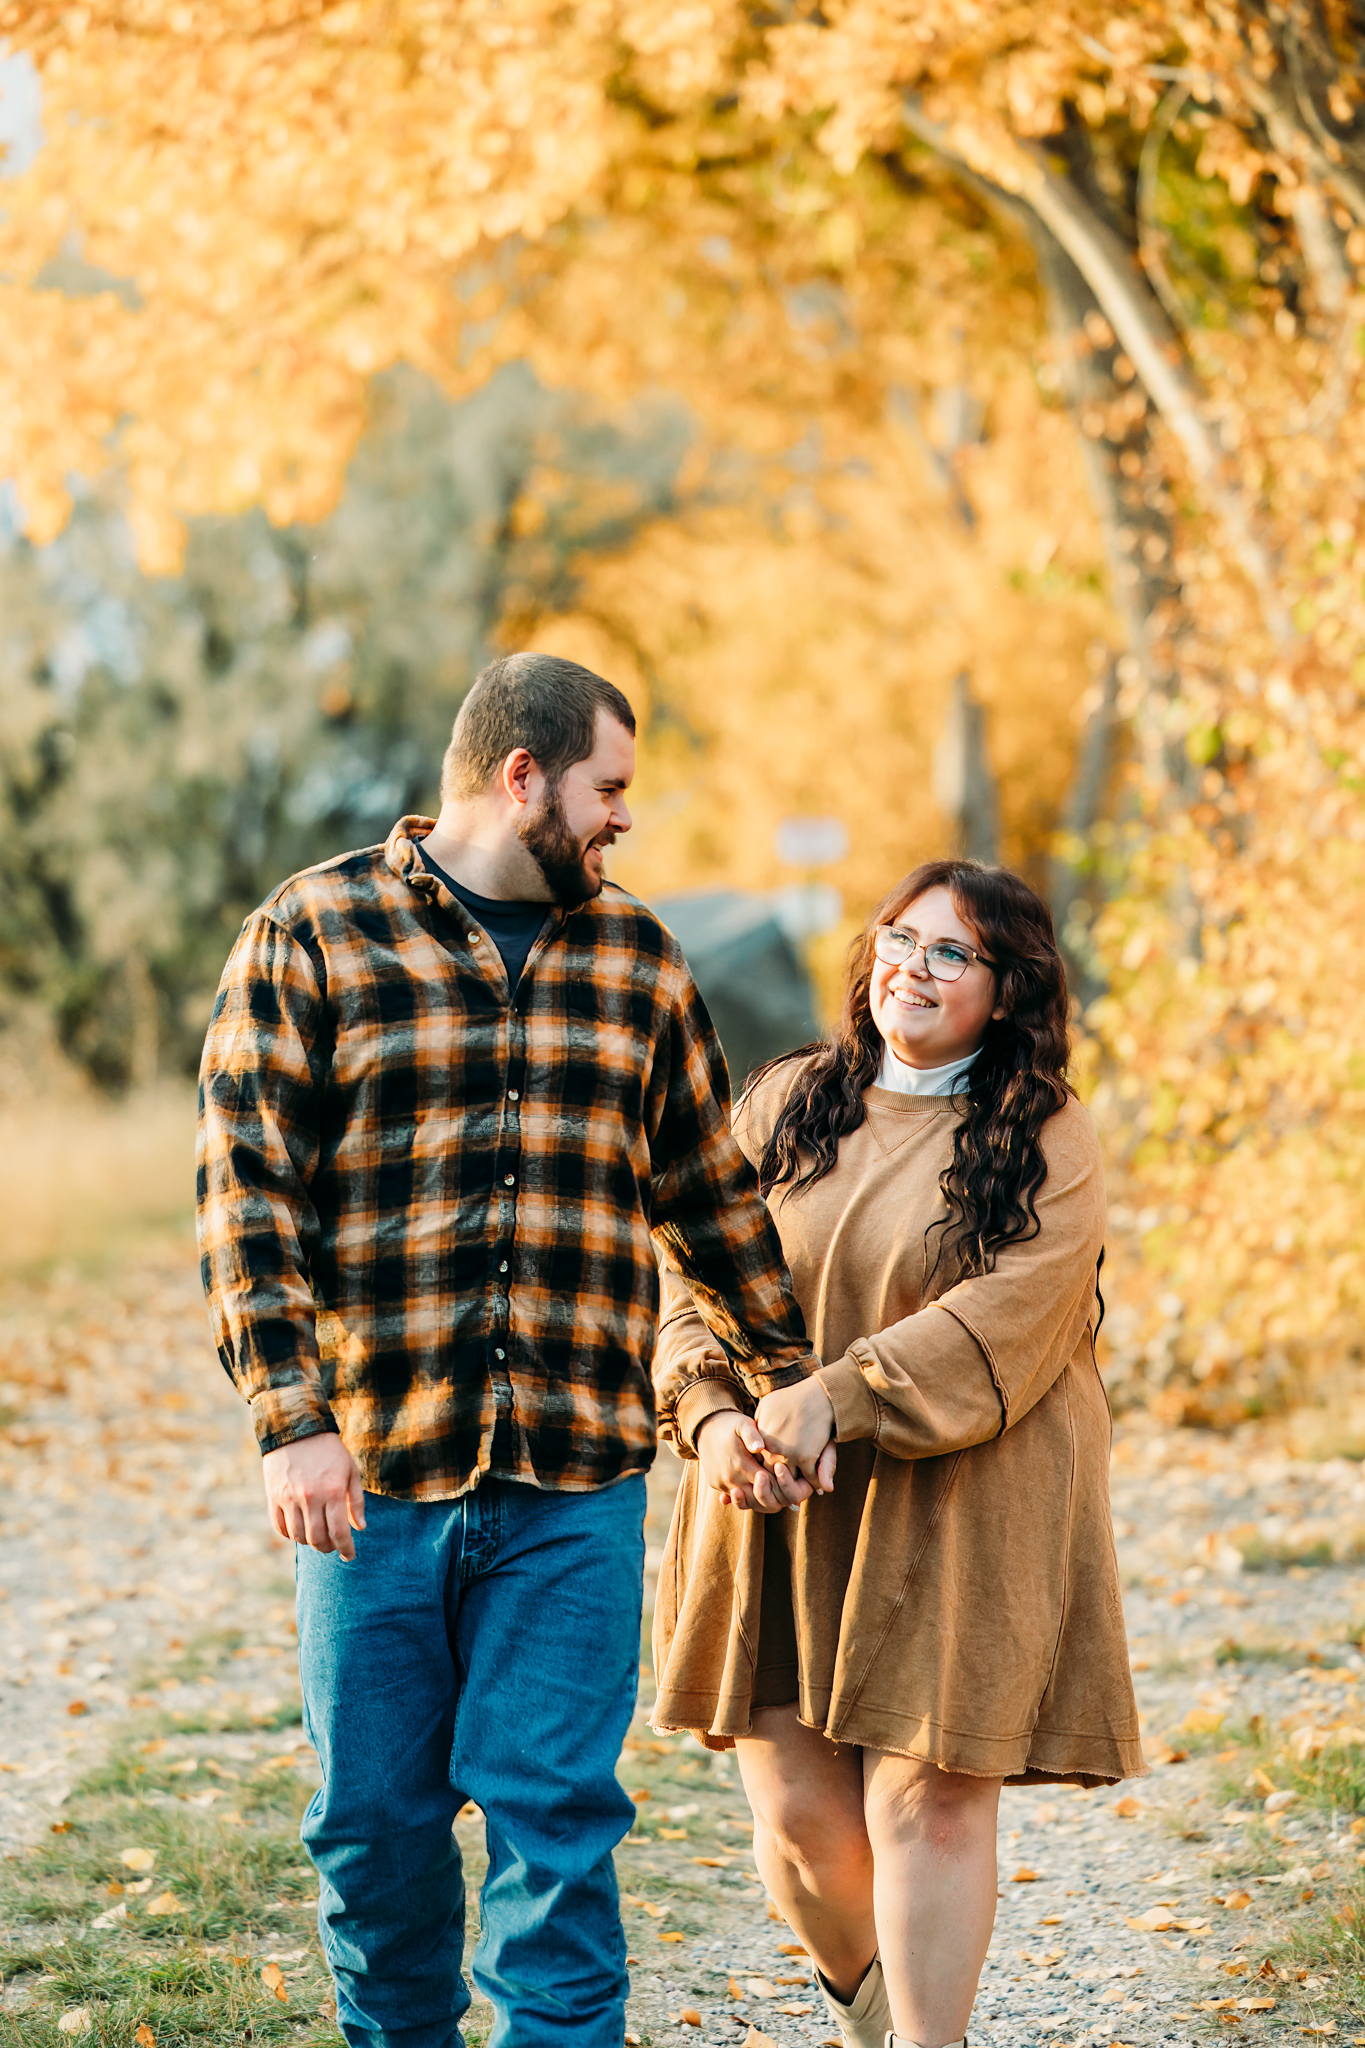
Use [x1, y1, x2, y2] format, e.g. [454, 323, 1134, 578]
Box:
[518, 711, 635, 904]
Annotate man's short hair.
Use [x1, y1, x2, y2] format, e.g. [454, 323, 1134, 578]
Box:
[441, 653, 636, 801]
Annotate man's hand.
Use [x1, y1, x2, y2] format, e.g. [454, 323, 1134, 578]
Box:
[694, 1407, 813, 1513]
[263, 1432, 366, 1561]
[753, 1379, 837, 1495]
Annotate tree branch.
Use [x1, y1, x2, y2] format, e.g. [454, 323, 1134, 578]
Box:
[902, 98, 1298, 646]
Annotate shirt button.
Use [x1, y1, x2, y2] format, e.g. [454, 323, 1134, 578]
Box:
[507, 1088, 519, 1100]
[495, 1347, 506, 1361]
[504, 1173, 515, 1186]
[499, 1260, 509, 1273]
[469, 932, 482, 944]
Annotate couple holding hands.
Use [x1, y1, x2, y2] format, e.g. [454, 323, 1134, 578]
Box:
[198, 652, 1142, 2048]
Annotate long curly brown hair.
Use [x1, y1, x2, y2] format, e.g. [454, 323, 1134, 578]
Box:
[753, 859, 1072, 1279]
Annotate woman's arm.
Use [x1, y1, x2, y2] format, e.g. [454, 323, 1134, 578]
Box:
[814, 1100, 1105, 1460]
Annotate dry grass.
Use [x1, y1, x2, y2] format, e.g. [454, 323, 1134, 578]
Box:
[0, 1087, 197, 1279]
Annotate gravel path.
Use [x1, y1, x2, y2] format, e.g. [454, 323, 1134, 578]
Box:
[3, 1249, 1364, 2043]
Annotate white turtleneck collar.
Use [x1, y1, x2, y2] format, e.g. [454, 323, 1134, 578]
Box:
[875, 1042, 980, 1097]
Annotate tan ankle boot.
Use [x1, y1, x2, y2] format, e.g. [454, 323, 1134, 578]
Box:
[814, 1956, 891, 2048]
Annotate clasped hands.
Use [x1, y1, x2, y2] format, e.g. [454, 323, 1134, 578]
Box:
[694, 1377, 836, 1513]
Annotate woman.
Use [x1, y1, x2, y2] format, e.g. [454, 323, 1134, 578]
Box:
[651, 860, 1143, 2048]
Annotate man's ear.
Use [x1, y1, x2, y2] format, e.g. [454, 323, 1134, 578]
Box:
[501, 747, 537, 808]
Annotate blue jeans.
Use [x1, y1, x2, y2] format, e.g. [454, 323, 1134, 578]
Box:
[295, 1476, 647, 2048]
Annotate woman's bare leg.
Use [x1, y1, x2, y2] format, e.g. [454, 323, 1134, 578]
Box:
[862, 1751, 1002, 2045]
[734, 1705, 875, 2001]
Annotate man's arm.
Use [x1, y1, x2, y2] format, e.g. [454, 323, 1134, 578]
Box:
[198, 913, 364, 1555]
[647, 954, 829, 1484]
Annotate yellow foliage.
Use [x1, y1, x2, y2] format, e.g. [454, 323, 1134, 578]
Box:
[4, 0, 1365, 1406]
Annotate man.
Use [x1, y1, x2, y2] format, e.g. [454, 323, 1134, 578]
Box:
[197, 652, 832, 2048]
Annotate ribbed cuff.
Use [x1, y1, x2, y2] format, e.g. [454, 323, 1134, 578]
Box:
[817, 1354, 881, 1443]
[674, 1378, 747, 1456]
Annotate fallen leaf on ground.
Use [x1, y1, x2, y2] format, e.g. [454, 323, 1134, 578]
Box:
[1265, 1789, 1298, 1813]
[693, 1856, 729, 1867]
[1182, 1708, 1225, 1735]
[1174, 1918, 1210, 1931]
[135, 2027, 156, 2047]
[50, 1821, 72, 1834]
[743, 1978, 781, 1997]
[658, 1930, 684, 1943]
[66, 1700, 88, 1717]
[1301, 2027, 1337, 2038]
[741, 2030, 780, 2048]
[658, 1827, 689, 1840]
[57, 2014, 91, 2038]
[1010, 1867, 1039, 1882]
[1114, 1797, 1141, 1818]
[1239, 1999, 1275, 2012]
[778, 1942, 807, 1955]
[120, 1847, 156, 1871]
[779, 2003, 814, 2015]
[1126, 1909, 1173, 1932]
[261, 1963, 288, 2003]
[766, 1901, 784, 1921]
[1224, 1890, 1253, 1910]
[91, 1902, 127, 1928]
[145, 1892, 186, 1916]
[677, 2010, 701, 2027]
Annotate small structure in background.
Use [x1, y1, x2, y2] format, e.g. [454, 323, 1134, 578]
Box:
[656, 893, 821, 1094]
[656, 814, 848, 1091]
[933, 671, 999, 863]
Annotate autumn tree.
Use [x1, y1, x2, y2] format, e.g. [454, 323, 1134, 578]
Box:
[3, 1, 1365, 1411]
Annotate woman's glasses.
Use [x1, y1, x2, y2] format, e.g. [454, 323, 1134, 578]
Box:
[872, 924, 995, 982]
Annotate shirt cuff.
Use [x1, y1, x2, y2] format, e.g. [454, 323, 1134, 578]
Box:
[743, 1353, 818, 1399]
[250, 1382, 340, 1457]
[817, 1354, 881, 1443]
[674, 1378, 748, 1456]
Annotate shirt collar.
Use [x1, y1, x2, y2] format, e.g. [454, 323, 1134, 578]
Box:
[875, 1041, 980, 1097]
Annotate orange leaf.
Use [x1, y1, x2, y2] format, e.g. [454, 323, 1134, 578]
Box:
[261, 1963, 288, 2003]
[658, 1930, 684, 1942]
[678, 2011, 701, 2027]
[741, 2030, 780, 2048]
[1224, 1890, 1253, 1911]
[135, 2027, 156, 2048]
[1010, 1867, 1039, 1882]
[1114, 1796, 1142, 1818]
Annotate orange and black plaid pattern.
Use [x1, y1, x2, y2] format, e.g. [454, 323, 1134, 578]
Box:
[197, 817, 813, 1499]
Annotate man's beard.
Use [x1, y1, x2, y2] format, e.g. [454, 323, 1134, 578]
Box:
[519, 784, 606, 906]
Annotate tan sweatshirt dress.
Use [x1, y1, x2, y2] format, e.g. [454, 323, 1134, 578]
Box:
[651, 1072, 1145, 1786]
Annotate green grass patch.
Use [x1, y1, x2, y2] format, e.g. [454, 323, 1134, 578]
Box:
[0, 1725, 348, 2047]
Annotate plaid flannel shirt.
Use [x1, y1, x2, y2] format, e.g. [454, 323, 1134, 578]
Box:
[196, 816, 813, 1498]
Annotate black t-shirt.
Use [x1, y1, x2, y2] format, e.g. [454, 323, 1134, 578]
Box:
[420, 847, 550, 991]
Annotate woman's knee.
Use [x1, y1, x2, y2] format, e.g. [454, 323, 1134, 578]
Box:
[863, 1759, 1001, 1852]
[747, 1777, 870, 1882]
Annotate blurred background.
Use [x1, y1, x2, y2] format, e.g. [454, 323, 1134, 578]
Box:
[2, 3, 1365, 1439]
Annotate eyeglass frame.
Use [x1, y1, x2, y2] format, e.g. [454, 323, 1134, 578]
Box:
[871, 922, 997, 982]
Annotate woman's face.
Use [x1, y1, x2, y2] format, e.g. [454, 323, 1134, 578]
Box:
[868, 883, 1006, 1072]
